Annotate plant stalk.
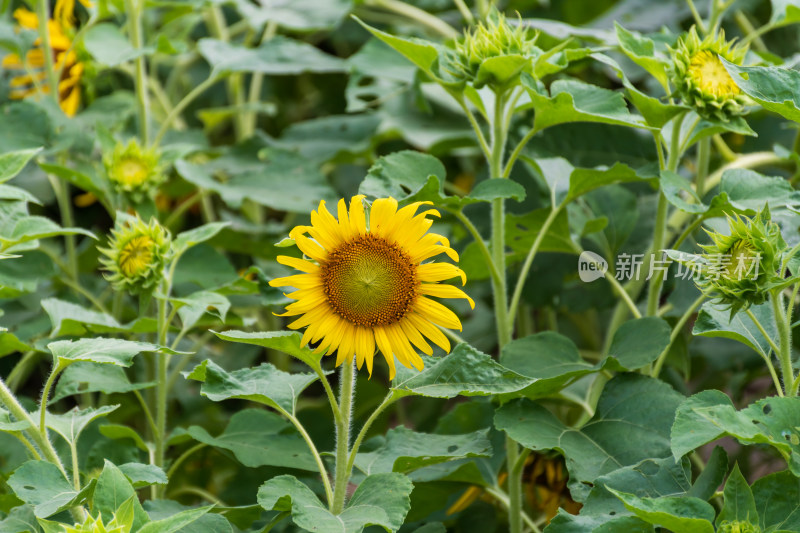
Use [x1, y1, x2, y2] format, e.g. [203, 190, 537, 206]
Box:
[332, 359, 355, 514]
[772, 292, 795, 396]
[126, 0, 150, 145]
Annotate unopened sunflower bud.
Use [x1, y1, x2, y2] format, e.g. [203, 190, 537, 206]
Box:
[99, 215, 171, 294]
[104, 139, 164, 202]
[50, 512, 129, 533]
[671, 27, 749, 121]
[717, 521, 761, 533]
[443, 9, 538, 90]
[696, 206, 784, 314]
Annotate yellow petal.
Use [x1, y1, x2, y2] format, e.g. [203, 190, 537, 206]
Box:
[406, 312, 451, 353]
[420, 283, 474, 309]
[373, 326, 396, 380]
[277, 255, 319, 273]
[417, 263, 467, 285]
[415, 297, 462, 330]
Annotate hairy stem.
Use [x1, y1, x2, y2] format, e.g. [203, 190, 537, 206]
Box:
[332, 359, 355, 513]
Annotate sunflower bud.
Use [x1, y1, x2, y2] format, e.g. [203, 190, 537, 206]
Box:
[671, 27, 749, 121]
[99, 215, 171, 294]
[717, 521, 761, 533]
[695, 207, 784, 314]
[51, 512, 129, 533]
[443, 9, 538, 90]
[104, 139, 164, 203]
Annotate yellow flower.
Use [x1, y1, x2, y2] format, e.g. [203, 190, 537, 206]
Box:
[1, 0, 87, 117]
[99, 216, 171, 294]
[270, 196, 474, 379]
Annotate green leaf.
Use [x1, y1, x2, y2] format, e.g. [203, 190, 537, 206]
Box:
[117, 463, 168, 489]
[0, 147, 41, 184]
[723, 60, 800, 123]
[45, 405, 119, 447]
[688, 446, 729, 501]
[359, 150, 447, 202]
[614, 24, 669, 89]
[173, 291, 230, 331]
[38, 163, 110, 210]
[495, 374, 684, 501]
[198, 37, 344, 77]
[752, 471, 800, 531]
[0, 506, 40, 533]
[692, 301, 776, 358]
[354, 426, 492, 475]
[506, 208, 575, 257]
[8, 461, 93, 518]
[566, 162, 655, 203]
[466, 178, 526, 202]
[258, 473, 413, 532]
[173, 222, 231, 254]
[233, 0, 351, 31]
[0, 216, 95, 251]
[499, 332, 607, 400]
[213, 330, 323, 372]
[671, 392, 800, 475]
[99, 424, 150, 452]
[84, 23, 151, 66]
[51, 363, 155, 404]
[187, 409, 317, 470]
[92, 460, 149, 531]
[0, 406, 31, 431]
[137, 506, 214, 533]
[392, 343, 534, 399]
[0, 331, 32, 359]
[718, 463, 758, 526]
[269, 114, 380, 164]
[719, 169, 800, 212]
[524, 76, 653, 134]
[187, 359, 318, 415]
[608, 488, 715, 533]
[47, 338, 171, 368]
[353, 18, 442, 83]
[770, 0, 800, 26]
[607, 317, 671, 370]
[42, 298, 122, 336]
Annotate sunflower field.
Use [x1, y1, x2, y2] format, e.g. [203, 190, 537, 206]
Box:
[3, 0, 800, 531]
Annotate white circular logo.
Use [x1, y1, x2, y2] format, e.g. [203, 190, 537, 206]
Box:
[578, 251, 608, 283]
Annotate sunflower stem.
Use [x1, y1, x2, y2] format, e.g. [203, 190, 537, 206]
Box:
[772, 291, 795, 397]
[125, 0, 150, 145]
[332, 359, 355, 514]
[35, 0, 59, 107]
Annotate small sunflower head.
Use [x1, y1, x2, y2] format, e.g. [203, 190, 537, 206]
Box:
[443, 9, 538, 90]
[56, 512, 128, 533]
[104, 139, 164, 203]
[671, 27, 749, 121]
[717, 521, 761, 533]
[99, 215, 171, 294]
[696, 206, 785, 314]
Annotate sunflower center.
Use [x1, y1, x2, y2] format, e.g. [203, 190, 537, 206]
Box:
[724, 239, 758, 281]
[321, 234, 418, 327]
[119, 235, 154, 277]
[688, 50, 740, 98]
[118, 158, 149, 187]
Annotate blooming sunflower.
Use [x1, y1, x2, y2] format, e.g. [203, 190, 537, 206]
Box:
[270, 196, 474, 379]
[1, 0, 87, 117]
[671, 27, 748, 121]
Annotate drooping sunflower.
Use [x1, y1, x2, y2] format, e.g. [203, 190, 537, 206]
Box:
[1, 0, 87, 117]
[270, 196, 474, 379]
[671, 27, 748, 121]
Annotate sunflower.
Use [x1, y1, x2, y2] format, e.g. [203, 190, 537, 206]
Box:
[1, 0, 87, 117]
[99, 215, 172, 294]
[269, 196, 474, 379]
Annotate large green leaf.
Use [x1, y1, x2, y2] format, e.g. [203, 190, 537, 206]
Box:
[45, 405, 119, 447]
[566, 162, 655, 203]
[671, 391, 800, 474]
[607, 317, 671, 370]
[495, 374, 684, 501]
[198, 37, 345, 76]
[0, 147, 41, 183]
[692, 301, 776, 358]
[718, 464, 758, 527]
[607, 489, 715, 533]
[7, 461, 93, 518]
[258, 473, 413, 532]
[83, 23, 149, 66]
[499, 332, 608, 400]
[186, 359, 318, 415]
[752, 471, 800, 531]
[137, 506, 214, 533]
[0, 215, 95, 252]
[92, 461, 149, 531]
[524, 75, 653, 133]
[392, 343, 534, 399]
[614, 24, 669, 89]
[52, 363, 154, 403]
[173, 222, 231, 255]
[232, 0, 351, 31]
[770, 0, 800, 25]
[353, 426, 492, 475]
[47, 338, 173, 369]
[187, 409, 317, 470]
[213, 330, 323, 372]
[723, 60, 800, 123]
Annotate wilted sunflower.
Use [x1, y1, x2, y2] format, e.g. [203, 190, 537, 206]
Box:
[1, 1, 87, 117]
[671, 27, 748, 121]
[270, 196, 474, 379]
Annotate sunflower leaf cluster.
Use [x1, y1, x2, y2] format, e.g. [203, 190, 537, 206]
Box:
[695, 206, 785, 315]
[98, 214, 172, 295]
[670, 26, 749, 121]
